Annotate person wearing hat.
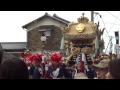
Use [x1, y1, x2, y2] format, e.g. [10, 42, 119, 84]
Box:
[92, 59, 110, 79]
[20, 50, 32, 65]
[74, 60, 88, 79]
[44, 53, 63, 79]
[85, 61, 96, 79]
[106, 58, 120, 79]
[28, 54, 43, 79]
[62, 62, 76, 79]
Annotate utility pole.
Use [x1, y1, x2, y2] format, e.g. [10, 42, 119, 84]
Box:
[91, 11, 94, 23]
[91, 11, 99, 57]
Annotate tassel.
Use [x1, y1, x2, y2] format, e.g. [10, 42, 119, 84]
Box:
[95, 36, 99, 49]
[66, 47, 69, 56]
[102, 38, 105, 49]
[82, 53, 87, 65]
[75, 54, 80, 64]
[95, 49, 98, 57]
[95, 36, 99, 57]
[82, 53, 87, 73]
[60, 37, 64, 50]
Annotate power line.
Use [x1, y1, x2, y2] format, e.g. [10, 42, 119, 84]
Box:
[96, 11, 120, 53]
[105, 12, 120, 35]
[95, 12, 116, 53]
[94, 12, 110, 38]
[94, 12, 111, 53]
[110, 36, 120, 39]
[94, 12, 120, 53]
[97, 11, 120, 39]
[104, 22, 120, 25]
[100, 14, 110, 38]
[95, 15, 104, 39]
[106, 11, 120, 22]
[105, 37, 112, 53]
[103, 11, 120, 50]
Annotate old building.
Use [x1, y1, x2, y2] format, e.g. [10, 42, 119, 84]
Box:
[0, 42, 27, 57]
[0, 43, 16, 64]
[22, 12, 70, 51]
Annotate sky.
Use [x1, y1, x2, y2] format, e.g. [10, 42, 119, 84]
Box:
[0, 11, 120, 53]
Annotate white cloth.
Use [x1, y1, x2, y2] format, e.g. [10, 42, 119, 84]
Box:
[28, 66, 30, 70]
[53, 68, 60, 79]
[74, 72, 88, 79]
[45, 66, 48, 71]
[82, 53, 87, 65]
[38, 67, 43, 75]
[76, 54, 80, 64]
[49, 63, 52, 66]
[51, 68, 60, 79]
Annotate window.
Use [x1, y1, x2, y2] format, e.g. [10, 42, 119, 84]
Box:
[38, 29, 51, 37]
[44, 30, 51, 36]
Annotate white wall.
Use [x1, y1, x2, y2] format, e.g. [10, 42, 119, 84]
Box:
[27, 17, 67, 32]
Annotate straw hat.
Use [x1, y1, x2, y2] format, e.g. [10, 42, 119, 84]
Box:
[92, 59, 110, 69]
[74, 72, 88, 79]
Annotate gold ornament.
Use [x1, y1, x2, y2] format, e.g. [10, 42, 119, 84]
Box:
[76, 23, 85, 33]
[81, 47, 92, 54]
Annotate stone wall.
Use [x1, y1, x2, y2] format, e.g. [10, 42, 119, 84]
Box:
[27, 25, 62, 51]
[27, 28, 41, 51]
[43, 26, 62, 50]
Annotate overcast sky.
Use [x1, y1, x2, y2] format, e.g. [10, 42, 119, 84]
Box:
[0, 11, 120, 53]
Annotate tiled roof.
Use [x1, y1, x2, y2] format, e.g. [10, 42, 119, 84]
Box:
[0, 42, 27, 50]
[22, 12, 70, 29]
[2, 51, 16, 60]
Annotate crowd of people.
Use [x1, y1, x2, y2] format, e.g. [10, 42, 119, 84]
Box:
[0, 49, 120, 79]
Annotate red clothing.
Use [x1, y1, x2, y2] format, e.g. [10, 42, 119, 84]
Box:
[77, 67, 85, 73]
[44, 70, 52, 79]
[22, 58, 31, 66]
[77, 61, 85, 73]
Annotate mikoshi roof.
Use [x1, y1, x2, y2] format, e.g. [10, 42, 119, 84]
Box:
[61, 13, 104, 40]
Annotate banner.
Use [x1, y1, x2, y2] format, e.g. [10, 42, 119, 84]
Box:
[114, 31, 119, 44]
[114, 44, 119, 58]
